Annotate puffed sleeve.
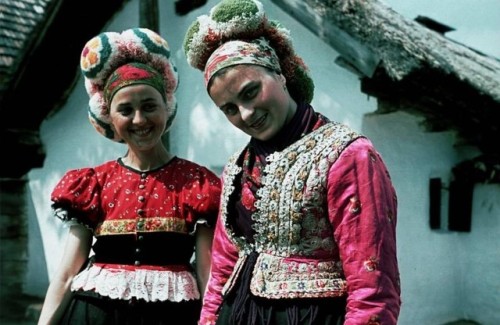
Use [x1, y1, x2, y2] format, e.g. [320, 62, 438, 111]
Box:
[199, 176, 239, 325]
[191, 166, 222, 227]
[51, 168, 102, 229]
[182, 165, 222, 235]
[327, 137, 401, 325]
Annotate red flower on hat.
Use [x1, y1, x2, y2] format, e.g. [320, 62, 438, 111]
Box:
[108, 65, 155, 90]
[104, 63, 165, 105]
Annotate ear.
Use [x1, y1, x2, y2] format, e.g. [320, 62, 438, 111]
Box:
[277, 72, 286, 86]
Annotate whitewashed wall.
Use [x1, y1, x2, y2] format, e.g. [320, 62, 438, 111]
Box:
[366, 111, 500, 325]
[27, 0, 500, 324]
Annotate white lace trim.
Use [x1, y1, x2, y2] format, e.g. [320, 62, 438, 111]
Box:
[71, 264, 200, 302]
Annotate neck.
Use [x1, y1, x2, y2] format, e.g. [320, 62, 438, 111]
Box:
[122, 148, 172, 172]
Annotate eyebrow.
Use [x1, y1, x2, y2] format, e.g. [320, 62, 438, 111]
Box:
[140, 97, 158, 103]
[114, 96, 159, 108]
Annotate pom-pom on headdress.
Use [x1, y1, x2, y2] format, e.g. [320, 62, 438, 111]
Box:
[80, 28, 178, 142]
[183, 0, 314, 104]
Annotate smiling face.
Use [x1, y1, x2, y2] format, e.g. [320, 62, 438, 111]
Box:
[109, 84, 168, 152]
[208, 65, 297, 141]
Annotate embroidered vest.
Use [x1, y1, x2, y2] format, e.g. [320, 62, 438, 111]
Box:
[220, 122, 362, 299]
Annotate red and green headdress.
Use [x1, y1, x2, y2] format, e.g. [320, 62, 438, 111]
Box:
[183, 0, 314, 104]
[80, 28, 178, 142]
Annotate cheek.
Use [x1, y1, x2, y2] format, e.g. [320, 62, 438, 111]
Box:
[156, 109, 169, 124]
[272, 87, 289, 111]
[109, 114, 128, 129]
[109, 108, 122, 119]
[225, 114, 242, 128]
[261, 82, 284, 103]
[225, 114, 237, 125]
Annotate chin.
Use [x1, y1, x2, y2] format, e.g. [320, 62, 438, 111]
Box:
[246, 126, 277, 141]
[253, 132, 275, 142]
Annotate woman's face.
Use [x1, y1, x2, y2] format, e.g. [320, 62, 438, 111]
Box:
[208, 65, 297, 141]
[109, 84, 168, 151]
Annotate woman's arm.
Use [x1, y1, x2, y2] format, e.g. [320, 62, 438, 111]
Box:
[37, 224, 92, 325]
[199, 213, 239, 325]
[328, 137, 401, 325]
[195, 224, 214, 298]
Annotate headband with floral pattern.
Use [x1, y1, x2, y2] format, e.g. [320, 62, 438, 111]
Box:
[104, 62, 166, 104]
[204, 38, 281, 86]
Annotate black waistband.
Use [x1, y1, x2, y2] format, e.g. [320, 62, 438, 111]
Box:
[92, 233, 195, 266]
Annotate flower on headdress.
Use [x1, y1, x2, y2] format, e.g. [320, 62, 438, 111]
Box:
[81, 38, 101, 70]
[104, 63, 166, 105]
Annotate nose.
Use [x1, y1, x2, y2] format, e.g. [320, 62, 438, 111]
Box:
[132, 110, 147, 124]
[239, 105, 255, 122]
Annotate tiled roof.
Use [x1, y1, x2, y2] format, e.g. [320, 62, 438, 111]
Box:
[0, 0, 54, 85]
[0, 0, 127, 178]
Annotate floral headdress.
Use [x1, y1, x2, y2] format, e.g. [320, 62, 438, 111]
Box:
[183, 0, 314, 104]
[80, 28, 178, 142]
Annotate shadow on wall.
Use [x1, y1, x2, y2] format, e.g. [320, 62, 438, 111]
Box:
[442, 320, 481, 325]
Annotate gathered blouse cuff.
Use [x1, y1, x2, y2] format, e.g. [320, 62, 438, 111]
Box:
[53, 206, 93, 230]
[190, 217, 213, 235]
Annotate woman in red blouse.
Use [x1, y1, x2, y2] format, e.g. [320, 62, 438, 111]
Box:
[37, 28, 221, 325]
[183, 1, 401, 324]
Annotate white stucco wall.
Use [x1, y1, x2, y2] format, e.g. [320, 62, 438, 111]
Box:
[365, 111, 500, 325]
[462, 184, 500, 325]
[27, 0, 500, 324]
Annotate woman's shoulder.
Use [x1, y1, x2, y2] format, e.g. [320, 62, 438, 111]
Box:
[170, 157, 220, 179]
[50, 162, 121, 225]
[57, 160, 119, 181]
[53, 160, 120, 195]
[322, 120, 363, 138]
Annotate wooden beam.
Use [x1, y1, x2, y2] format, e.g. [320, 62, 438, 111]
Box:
[140, 0, 159, 31]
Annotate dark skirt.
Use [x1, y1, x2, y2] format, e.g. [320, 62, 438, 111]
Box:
[215, 253, 346, 325]
[59, 291, 201, 325]
[216, 295, 346, 325]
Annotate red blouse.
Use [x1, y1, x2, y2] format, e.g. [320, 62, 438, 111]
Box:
[50, 157, 222, 302]
[51, 157, 221, 235]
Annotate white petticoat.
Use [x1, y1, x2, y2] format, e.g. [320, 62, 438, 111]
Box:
[71, 264, 200, 302]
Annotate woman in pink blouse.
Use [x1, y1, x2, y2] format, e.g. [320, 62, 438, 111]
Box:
[183, 1, 401, 324]
[37, 28, 221, 325]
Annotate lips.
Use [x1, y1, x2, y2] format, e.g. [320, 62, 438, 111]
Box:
[249, 113, 267, 128]
[132, 127, 153, 136]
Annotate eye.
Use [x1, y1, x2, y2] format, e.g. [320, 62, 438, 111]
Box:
[242, 84, 259, 101]
[142, 102, 158, 112]
[220, 104, 238, 116]
[116, 106, 133, 117]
